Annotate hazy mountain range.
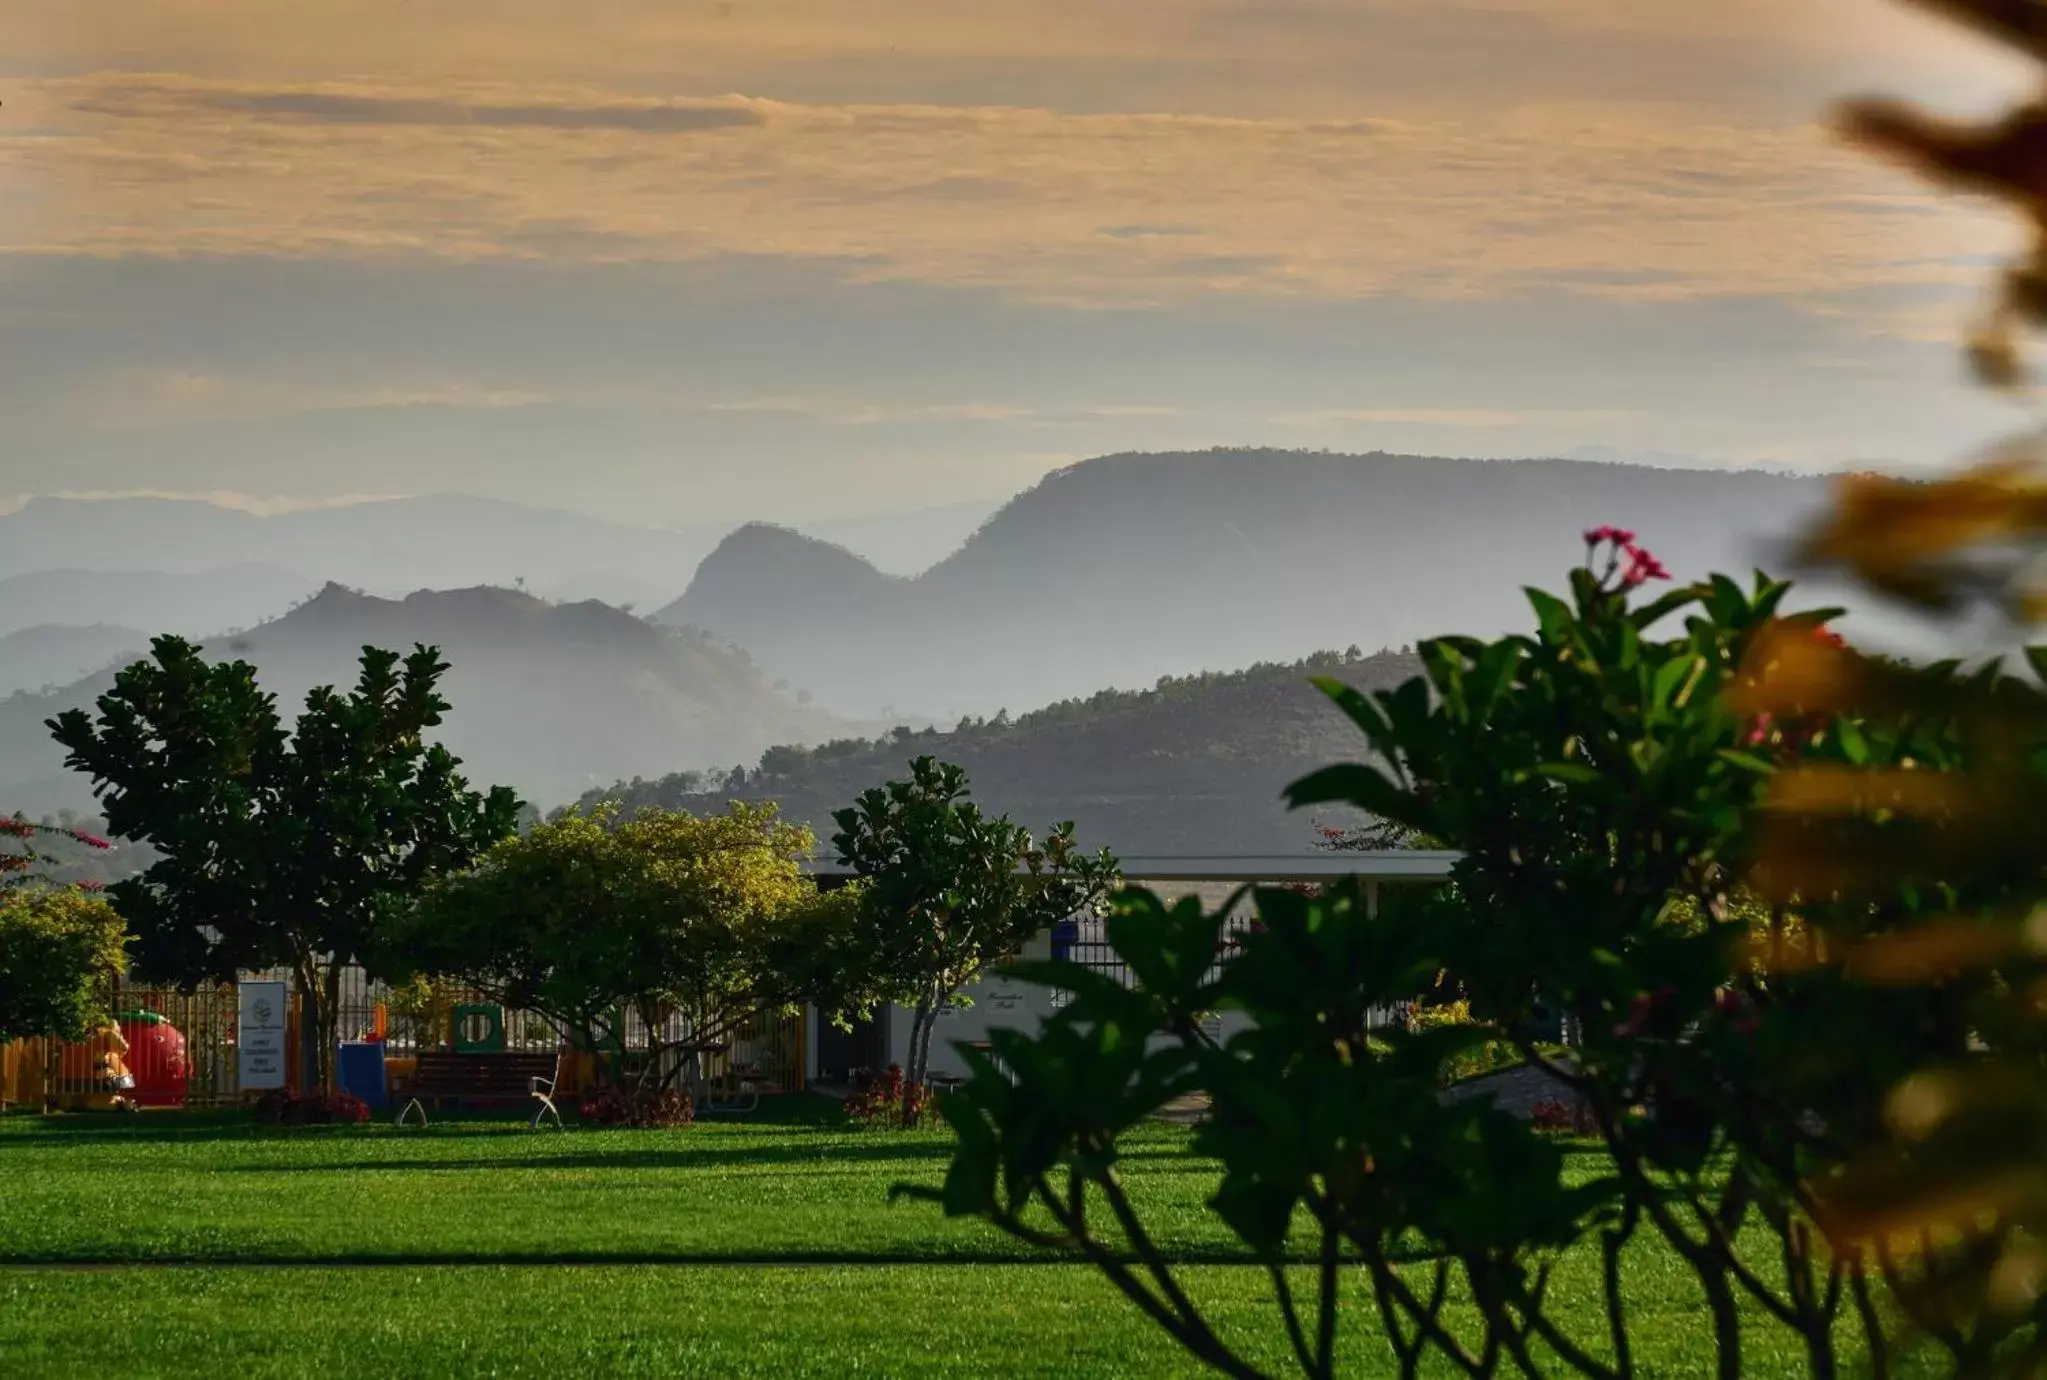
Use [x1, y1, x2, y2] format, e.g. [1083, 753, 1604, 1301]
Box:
[0, 565, 318, 641]
[0, 492, 999, 616]
[571, 648, 1424, 856]
[657, 449, 1878, 718]
[0, 624, 151, 696]
[0, 584, 853, 812]
[2, 449, 1949, 820]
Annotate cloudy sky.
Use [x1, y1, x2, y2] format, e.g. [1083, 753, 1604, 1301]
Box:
[1, 1, 2037, 526]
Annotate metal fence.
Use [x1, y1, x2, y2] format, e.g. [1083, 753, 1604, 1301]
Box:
[0, 966, 805, 1111]
[1050, 890, 1409, 1033]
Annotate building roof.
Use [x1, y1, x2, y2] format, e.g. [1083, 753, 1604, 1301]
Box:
[800, 851, 1461, 883]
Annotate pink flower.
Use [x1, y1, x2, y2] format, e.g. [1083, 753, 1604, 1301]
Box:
[74, 880, 105, 892]
[1621, 545, 1670, 587]
[75, 832, 110, 850]
[1582, 524, 1637, 546]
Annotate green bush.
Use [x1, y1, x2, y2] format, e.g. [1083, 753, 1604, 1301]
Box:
[0, 886, 129, 1046]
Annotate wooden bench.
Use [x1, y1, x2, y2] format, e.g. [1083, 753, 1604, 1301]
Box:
[394, 1051, 562, 1128]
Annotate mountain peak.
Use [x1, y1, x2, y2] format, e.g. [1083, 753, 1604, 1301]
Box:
[656, 447, 1834, 718]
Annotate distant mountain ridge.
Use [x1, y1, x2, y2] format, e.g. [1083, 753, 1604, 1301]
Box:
[572, 647, 1424, 856]
[0, 583, 853, 812]
[0, 624, 148, 696]
[656, 449, 1840, 718]
[0, 565, 316, 640]
[0, 492, 1004, 607]
[0, 494, 726, 595]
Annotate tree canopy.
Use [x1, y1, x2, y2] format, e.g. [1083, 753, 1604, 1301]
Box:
[398, 801, 844, 1090]
[823, 756, 1118, 1090]
[48, 635, 521, 1087]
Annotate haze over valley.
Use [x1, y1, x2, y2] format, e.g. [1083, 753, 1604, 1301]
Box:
[0, 447, 1955, 830]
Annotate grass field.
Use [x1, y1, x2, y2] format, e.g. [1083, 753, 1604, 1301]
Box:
[0, 1098, 1917, 1377]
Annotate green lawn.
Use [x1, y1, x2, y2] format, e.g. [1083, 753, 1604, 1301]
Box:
[0, 1100, 1921, 1377]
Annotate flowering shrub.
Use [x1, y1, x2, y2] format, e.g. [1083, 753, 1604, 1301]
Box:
[252, 1088, 371, 1126]
[842, 1064, 932, 1129]
[577, 1084, 694, 1128]
[0, 815, 111, 891]
[919, 535, 1947, 1377]
[1528, 1098, 1598, 1136]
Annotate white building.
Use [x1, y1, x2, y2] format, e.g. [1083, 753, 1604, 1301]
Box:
[799, 851, 1461, 1085]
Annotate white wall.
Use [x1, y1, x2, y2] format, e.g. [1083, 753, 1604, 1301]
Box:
[894, 930, 1059, 1080]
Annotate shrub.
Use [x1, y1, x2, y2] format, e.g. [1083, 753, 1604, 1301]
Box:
[1403, 998, 1524, 1087]
[842, 1064, 932, 1129]
[1528, 1098, 1598, 1136]
[253, 1089, 371, 1126]
[0, 885, 128, 1045]
[577, 1084, 694, 1128]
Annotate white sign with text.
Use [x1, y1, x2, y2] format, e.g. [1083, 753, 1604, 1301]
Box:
[237, 980, 287, 1091]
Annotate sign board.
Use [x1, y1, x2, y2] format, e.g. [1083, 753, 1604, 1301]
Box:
[237, 980, 288, 1091]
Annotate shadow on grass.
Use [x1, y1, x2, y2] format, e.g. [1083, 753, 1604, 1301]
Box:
[0, 1093, 860, 1147]
[0, 1244, 1377, 1269]
[235, 1141, 964, 1173]
[227, 1139, 1212, 1176]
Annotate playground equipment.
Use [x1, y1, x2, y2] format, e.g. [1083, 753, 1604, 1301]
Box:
[55, 1022, 137, 1112]
[450, 1002, 507, 1053]
[118, 1010, 191, 1108]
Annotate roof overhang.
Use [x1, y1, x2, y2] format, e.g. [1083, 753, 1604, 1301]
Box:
[800, 851, 1462, 884]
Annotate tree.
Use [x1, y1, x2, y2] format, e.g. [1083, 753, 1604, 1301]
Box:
[48, 636, 522, 1090]
[396, 802, 835, 1093]
[0, 886, 129, 1047]
[825, 757, 1119, 1091]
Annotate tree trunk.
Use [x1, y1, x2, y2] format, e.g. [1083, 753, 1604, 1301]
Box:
[316, 961, 343, 1094]
[293, 956, 321, 1094]
[922, 991, 943, 1083]
[906, 989, 936, 1089]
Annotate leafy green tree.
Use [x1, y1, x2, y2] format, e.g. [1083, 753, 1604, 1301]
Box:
[397, 802, 837, 1092]
[0, 886, 129, 1047]
[824, 756, 1119, 1091]
[48, 636, 521, 1089]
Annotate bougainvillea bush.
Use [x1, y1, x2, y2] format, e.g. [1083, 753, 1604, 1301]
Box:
[0, 815, 111, 890]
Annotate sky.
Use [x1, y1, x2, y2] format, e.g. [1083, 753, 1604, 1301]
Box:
[1, 0, 2040, 528]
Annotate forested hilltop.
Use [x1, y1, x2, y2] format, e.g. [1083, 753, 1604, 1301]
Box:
[571, 646, 1423, 855]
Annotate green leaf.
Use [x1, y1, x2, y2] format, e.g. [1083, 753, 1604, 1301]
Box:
[1834, 717, 1871, 766]
[1525, 588, 1576, 645]
[1310, 675, 1393, 744]
[1628, 584, 1704, 631]
[1657, 654, 1711, 720]
[1284, 763, 1415, 823]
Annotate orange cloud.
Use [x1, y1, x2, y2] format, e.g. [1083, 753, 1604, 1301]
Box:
[0, 1, 2022, 329]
